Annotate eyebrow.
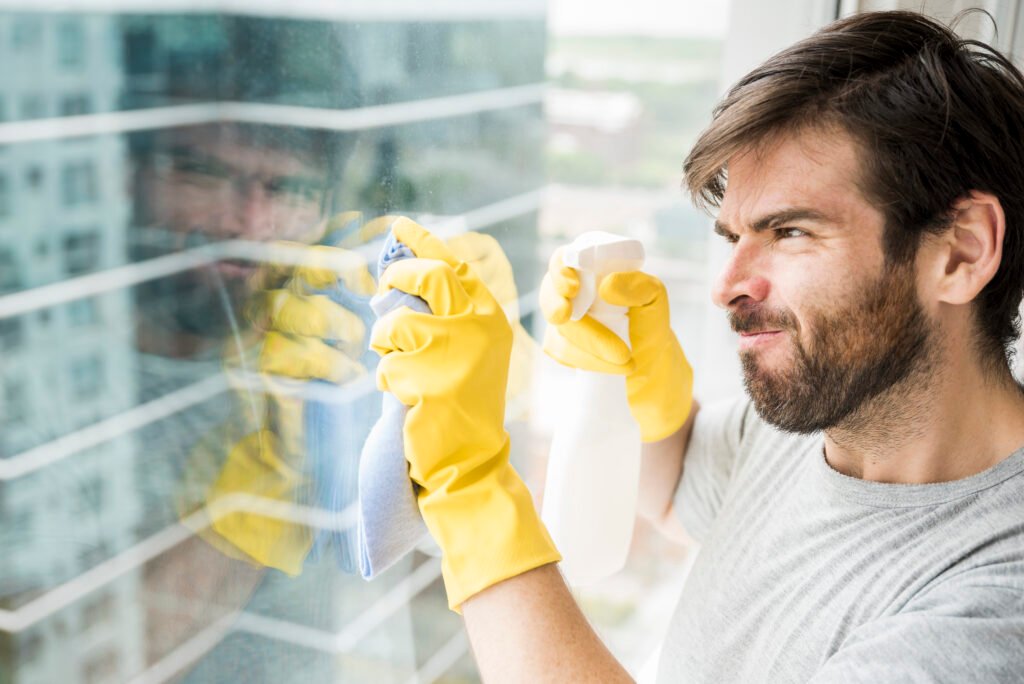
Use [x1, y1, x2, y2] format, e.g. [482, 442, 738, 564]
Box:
[714, 208, 833, 238]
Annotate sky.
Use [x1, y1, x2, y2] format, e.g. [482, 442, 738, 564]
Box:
[548, 0, 730, 37]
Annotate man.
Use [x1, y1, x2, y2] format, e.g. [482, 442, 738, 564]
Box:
[370, 11, 1024, 682]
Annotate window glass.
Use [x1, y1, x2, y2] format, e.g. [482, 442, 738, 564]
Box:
[541, 12, 724, 674]
[0, 5, 724, 683]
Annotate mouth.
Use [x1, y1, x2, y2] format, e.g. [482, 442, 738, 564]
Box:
[737, 329, 784, 350]
[213, 259, 256, 279]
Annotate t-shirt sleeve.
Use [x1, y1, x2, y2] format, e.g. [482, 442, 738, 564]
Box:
[672, 395, 754, 544]
[809, 580, 1024, 683]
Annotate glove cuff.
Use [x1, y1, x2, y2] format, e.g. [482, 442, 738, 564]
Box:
[631, 343, 695, 443]
[417, 443, 562, 612]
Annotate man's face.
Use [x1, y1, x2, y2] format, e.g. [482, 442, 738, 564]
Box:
[136, 125, 328, 342]
[712, 129, 936, 433]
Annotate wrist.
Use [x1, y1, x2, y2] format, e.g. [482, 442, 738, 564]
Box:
[416, 441, 562, 611]
[628, 329, 694, 442]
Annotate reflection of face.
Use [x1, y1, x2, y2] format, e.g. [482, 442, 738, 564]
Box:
[148, 125, 326, 250]
[712, 129, 936, 433]
[137, 125, 328, 341]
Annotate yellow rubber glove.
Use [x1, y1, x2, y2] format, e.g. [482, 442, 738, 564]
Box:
[445, 231, 535, 415]
[540, 247, 694, 443]
[204, 430, 310, 575]
[205, 241, 376, 573]
[370, 218, 561, 611]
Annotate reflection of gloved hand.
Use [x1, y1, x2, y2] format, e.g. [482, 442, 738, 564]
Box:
[445, 232, 534, 413]
[370, 218, 561, 611]
[246, 242, 376, 383]
[540, 248, 694, 442]
[207, 238, 379, 574]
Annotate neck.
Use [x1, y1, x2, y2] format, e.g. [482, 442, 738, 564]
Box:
[824, 353, 1024, 484]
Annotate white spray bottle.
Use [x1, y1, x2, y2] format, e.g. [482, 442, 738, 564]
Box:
[542, 231, 645, 586]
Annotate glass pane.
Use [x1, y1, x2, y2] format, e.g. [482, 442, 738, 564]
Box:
[540, 22, 724, 676]
[0, 7, 548, 683]
[0, 4, 726, 683]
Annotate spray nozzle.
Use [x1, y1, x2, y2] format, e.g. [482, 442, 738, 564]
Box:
[561, 231, 645, 321]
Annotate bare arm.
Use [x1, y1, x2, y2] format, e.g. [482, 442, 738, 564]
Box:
[460, 402, 700, 682]
[462, 563, 634, 683]
[636, 400, 700, 544]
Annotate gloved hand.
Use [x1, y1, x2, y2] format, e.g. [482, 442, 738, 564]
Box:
[540, 247, 694, 442]
[370, 218, 561, 611]
[445, 231, 535, 415]
[204, 231, 380, 574]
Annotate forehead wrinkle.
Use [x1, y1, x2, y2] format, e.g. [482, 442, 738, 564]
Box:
[720, 126, 868, 218]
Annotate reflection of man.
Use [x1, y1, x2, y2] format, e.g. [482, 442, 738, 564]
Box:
[365, 11, 1024, 682]
[130, 117, 542, 664]
[132, 123, 339, 357]
[129, 121, 369, 661]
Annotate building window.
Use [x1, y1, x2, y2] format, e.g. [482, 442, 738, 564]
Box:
[19, 94, 45, 120]
[0, 249, 21, 292]
[0, 317, 23, 351]
[68, 298, 100, 327]
[62, 231, 102, 276]
[25, 166, 44, 190]
[0, 172, 10, 216]
[3, 378, 28, 423]
[59, 94, 93, 117]
[57, 20, 86, 68]
[69, 355, 104, 400]
[11, 17, 42, 52]
[61, 163, 99, 207]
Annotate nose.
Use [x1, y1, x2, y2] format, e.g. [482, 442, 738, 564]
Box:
[222, 177, 276, 240]
[711, 240, 770, 309]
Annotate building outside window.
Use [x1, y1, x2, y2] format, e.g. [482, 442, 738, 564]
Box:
[60, 163, 99, 207]
[0, 172, 10, 216]
[0, 317, 23, 350]
[62, 230, 101, 275]
[18, 94, 45, 120]
[0, 248, 20, 291]
[11, 16, 42, 52]
[3, 377, 28, 423]
[59, 93, 93, 116]
[57, 19, 86, 68]
[69, 354, 104, 400]
[67, 298, 100, 327]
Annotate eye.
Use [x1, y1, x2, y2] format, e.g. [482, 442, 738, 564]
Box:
[775, 227, 808, 240]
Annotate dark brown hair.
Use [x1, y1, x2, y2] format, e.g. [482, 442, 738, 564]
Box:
[684, 10, 1024, 368]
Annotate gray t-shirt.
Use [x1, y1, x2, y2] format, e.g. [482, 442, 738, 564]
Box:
[657, 397, 1024, 683]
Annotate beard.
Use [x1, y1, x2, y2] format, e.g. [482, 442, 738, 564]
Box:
[732, 261, 936, 434]
[130, 228, 254, 342]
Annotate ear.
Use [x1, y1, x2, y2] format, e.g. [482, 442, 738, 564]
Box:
[932, 191, 1004, 306]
